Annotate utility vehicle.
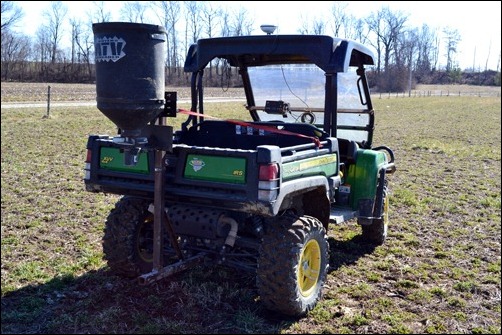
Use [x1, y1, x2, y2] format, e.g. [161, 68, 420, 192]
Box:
[85, 22, 395, 316]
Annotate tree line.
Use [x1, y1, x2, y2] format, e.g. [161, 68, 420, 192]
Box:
[1, 1, 500, 91]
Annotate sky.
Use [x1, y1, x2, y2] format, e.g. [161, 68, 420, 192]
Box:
[10, 1, 502, 71]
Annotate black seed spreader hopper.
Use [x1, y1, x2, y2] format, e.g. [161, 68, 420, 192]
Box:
[93, 22, 175, 165]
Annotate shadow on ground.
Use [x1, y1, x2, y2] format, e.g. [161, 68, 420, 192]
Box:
[1, 234, 376, 334]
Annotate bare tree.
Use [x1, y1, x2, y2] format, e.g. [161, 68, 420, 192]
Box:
[330, 1, 349, 36]
[69, 18, 77, 64]
[1, 1, 26, 80]
[442, 27, 461, 72]
[327, 3, 368, 41]
[472, 46, 477, 72]
[1, 1, 24, 32]
[200, 2, 222, 80]
[89, 1, 112, 23]
[432, 34, 440, 71]
[34, 26, 51, 79]
[351, 18, 370, 44]
[497, 52, 500, 73]
[185, 1, 201, 43]
[415, 23, 438, 77]
[120, 1, 147, 23]
[1, 30, 30, 80]
[43, 1, 68, 64]
[365, 10, 383, 73]
[298, 14, 312, 35]
[70, 18, 94, 80]
[370, 6, 408, 72]
[152, 1, 181, 78]
[230, 6, 254, 36]
[219, 9, 231, 37]
[397, 28, 418, 94]
[182, 0, 202, 65]
[312, 19, 326, 35]
[214, 7, 232, 80]
[484, 41, 491, 72]
[366, 5, 408, 92]
[200, 2, 221, 39]
[298, 14, 326, 35]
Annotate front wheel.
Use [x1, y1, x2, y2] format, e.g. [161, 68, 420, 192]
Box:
[257, 214, 329, 316]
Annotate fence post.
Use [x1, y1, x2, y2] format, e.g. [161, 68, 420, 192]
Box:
[46, 85, 51, 118]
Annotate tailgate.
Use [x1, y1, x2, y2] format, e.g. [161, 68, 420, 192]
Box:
[183, 153, 246, 184]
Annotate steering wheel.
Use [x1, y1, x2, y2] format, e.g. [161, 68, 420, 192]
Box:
[300, 111, 316, 124]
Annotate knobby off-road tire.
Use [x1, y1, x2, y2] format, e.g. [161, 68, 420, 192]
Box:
[257, 214, 329, 316]
[103, 196, 160, 277]
[360, 186, 389, 245]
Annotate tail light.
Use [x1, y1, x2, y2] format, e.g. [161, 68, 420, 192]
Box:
[258, 163, 279, 201]
[84, 149, 92, 180]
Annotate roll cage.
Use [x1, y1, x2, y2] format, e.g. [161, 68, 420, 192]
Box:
[183, 34, 376, 148]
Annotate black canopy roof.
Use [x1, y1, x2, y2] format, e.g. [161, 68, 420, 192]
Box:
[184, 34, 374, 73]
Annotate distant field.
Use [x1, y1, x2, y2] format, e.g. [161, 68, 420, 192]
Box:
[1, 82, 500, 103]
[0, 82, 243, 103]
[1, 83, 500, 334]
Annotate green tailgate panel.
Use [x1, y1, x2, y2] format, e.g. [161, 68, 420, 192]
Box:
[99, 147, 149, 174]
[184, 154, 247, 184]
[282, 154, 338, 181]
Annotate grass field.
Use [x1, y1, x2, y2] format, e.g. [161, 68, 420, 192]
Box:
[1, 83, 501, 334]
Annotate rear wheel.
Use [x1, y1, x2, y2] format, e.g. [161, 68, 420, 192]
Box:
[360, 187, 389, 245]
[257, 214, 329, 316]
[102, 196, 164, 277]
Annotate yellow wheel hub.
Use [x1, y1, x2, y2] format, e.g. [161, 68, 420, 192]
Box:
[298, 239, 321, 297]
[383, 192, 389, 225]
[137, 216, 154, 263]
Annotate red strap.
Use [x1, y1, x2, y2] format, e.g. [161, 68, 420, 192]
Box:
[178, 109, 322, 148]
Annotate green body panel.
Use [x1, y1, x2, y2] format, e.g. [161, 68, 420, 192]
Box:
[346, 149, 386, 210]
[184, 154, 247, 184]
[99, 147, 149, 174]
[282, 154, 337, 181]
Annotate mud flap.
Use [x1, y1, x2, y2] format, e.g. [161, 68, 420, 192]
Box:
[357, 198, 374, 225]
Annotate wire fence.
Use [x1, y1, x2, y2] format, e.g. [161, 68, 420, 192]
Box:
[374, 90, 501, 99]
